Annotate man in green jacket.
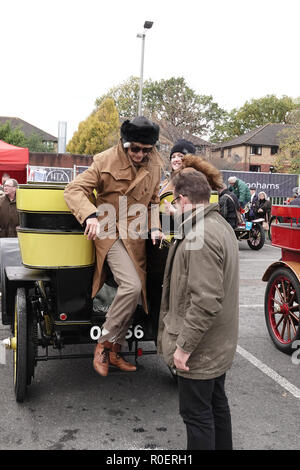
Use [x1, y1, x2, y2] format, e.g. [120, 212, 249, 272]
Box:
[157, 169, 239, 450]
[228, 176, 251, 208]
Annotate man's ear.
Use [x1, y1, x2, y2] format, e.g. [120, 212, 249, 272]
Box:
[179, 194, 187, 209]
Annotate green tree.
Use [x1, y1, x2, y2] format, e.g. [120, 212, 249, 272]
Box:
[67, 98, 119, 155]
[0, 121, 27, 147]
[96, 76, 140, 119]
[144, 77, 226, 136]
[26, 133, 52, 152]
[213, 95, 297, 142]
[0, 121, 52, 152]
[274, 124, 300, 174]
[96, 76, 227, 138]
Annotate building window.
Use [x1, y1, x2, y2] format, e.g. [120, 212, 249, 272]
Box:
[250, 165, 261, 172]
[227, 147, 232, 157]
[250, 146, 262, 155]
[271, 146, 278, 155]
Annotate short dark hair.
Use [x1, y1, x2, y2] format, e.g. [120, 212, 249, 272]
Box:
[173, 168, 211, 204]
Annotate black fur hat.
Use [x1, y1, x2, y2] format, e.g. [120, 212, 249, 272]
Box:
[170, 139, 196, 159]
[120, 116, 159, 145]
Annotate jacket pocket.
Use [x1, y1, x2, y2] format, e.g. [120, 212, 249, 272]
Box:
[160, 312, 183, 368]
[130, 185, 144, 201]
[162, 311, 183, 335]
[170, 273, 188, 315]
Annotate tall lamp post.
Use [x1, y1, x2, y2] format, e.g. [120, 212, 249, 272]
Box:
[137, 21, 153, 116]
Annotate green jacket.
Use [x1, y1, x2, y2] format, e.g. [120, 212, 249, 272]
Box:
[229, 178, 251, 204]
[157, 203, 239, 380]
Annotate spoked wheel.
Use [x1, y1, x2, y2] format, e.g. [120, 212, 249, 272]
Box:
[247, 223, 265, 250]
[265, 268, 300, 354]
[13, 288, 28, 402]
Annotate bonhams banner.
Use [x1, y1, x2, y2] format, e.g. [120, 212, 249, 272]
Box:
[221, 170, 299, 197]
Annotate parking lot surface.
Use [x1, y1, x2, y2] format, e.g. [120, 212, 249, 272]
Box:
[0, 240, 299, 450]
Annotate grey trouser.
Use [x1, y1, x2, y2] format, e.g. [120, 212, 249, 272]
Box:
[99, 239, 142, 345]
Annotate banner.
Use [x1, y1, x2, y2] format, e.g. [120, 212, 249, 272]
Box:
[27, 166, 74, 183]
[221, 170, 299, 197]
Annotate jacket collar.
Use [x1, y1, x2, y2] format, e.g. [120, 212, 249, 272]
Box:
[174, 203, 219, 240]
[162, 203, 219, 291]
[116, 140, 161, 196]
[117, 140, 133, 170]
[4, 194, 16, 204]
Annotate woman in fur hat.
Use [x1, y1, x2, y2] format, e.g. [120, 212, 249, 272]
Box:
[160, 140, 223, 218]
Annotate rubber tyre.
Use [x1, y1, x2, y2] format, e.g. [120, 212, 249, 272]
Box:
[27, 306, 37, 386]
[264, 268, 300, 354]
[13, 288, 28, 402]
[247, 223, 265, 250]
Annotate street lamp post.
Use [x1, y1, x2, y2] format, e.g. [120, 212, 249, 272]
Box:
[137, 21, 153, 116]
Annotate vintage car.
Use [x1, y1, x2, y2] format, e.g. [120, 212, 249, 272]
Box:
[1, 183, 163, 402]
[262, 205, 300, 354]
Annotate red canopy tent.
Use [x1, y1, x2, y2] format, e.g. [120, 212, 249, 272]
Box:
[0, 140, 28, 184]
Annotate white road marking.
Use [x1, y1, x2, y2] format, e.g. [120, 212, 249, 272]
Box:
[240, 259, 279, 262]
[237, 345, 300, 399]
[263, 244, 281, 249]
[239, 305, 264, 308]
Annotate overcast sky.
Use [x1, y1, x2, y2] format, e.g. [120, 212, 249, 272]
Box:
[1, 0, 299, 143]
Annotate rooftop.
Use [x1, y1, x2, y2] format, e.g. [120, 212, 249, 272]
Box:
[214, 123, 293, 148]
[0, 116, 57, 142]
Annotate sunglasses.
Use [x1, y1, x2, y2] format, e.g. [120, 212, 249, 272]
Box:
[130, 145, 153, 154]
[171, 194, 187, 206]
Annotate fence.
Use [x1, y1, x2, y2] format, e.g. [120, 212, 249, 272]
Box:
[26, 165, 89, 183]
[26, 165, 299, 200]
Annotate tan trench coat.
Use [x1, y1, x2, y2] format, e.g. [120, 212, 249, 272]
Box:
[64, 141, 162, 311]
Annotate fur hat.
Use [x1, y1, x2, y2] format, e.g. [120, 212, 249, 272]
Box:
[120, 116, 159, 145]
[170, 139, 196, 159]
[181, 154, 223, 190]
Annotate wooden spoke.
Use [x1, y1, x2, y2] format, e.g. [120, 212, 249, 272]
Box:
[275, 285, 285, 304]
[288, 310, 299, 323]
[288, 316, 297, 336]
[272, 297, 282, 307]
[280, 280, 287, 303]
[275, 315, 284, 330]
[281, 317, 287, 339]
[287, 316, 291, 341]
[288, 291, 295, 305]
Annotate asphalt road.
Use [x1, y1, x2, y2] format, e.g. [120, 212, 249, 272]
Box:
[0, 239, 299, 451]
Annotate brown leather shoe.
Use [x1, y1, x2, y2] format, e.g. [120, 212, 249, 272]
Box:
[109, 343, 137, 372]
[93, 341, 112, 377]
